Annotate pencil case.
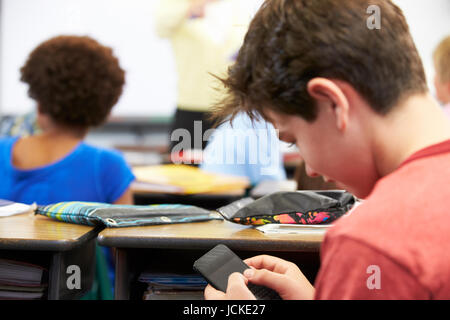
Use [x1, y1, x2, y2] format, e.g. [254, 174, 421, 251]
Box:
[35, 202, 222, 228]
[216, 190, 357, 225]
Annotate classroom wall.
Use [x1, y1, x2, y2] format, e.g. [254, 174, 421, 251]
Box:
[394, 0, 450, 97]
[0, 0, 449, 119]
[0, 0, 178, 118]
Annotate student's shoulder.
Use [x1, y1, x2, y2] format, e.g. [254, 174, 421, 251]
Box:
[326, 157, 450, 263]
[334, 152, 450, 232]
[80, 142, 123, 156]
[79, 142, 128, 165]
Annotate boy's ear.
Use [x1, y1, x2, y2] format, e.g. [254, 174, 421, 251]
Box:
[307, 78, 349, 131]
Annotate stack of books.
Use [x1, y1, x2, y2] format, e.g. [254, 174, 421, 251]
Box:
[138, 273, 207, 300]
[0, 259, 47, 300]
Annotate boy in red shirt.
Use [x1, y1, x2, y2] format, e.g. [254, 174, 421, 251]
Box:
[204, 0, 450, 299]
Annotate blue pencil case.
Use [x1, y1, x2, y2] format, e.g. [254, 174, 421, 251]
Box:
[35, 202, 222, 228]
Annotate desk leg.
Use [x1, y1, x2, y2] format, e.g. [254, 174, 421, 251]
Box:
[47, 252, 62, 300]
[115, 248, 129, 300]
[47, 239, 96, 300]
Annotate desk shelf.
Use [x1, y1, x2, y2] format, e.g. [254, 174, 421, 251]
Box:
[98, 220, 325, 300]
[0, 213, 100, 300]
[115, 247, 321, 300]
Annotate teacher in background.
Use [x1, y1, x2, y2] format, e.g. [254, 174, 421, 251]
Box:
[155, 0, 258, 151]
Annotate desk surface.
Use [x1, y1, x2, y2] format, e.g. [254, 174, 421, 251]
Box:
[131, 183, 245, 196]
[0, 213, 99, 251]
[98, 220, 325, 252]
[132, 186, 246, 210]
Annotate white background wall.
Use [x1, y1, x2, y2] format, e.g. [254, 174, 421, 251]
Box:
[394, 0, 450, 94]
[0, 0, 449, 118]
[0, 0, 178, 118]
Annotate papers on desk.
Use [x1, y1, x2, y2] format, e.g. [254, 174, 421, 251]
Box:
[256, 223, 332, 234]
[0, 200, 36, 218]
[132, 164, 250, 194]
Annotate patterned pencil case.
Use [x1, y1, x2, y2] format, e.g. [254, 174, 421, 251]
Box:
[35, 202, 222, 228]
[216, 190, 357, 226]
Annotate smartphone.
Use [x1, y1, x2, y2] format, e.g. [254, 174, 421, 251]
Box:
[193, 244, 250, 292]
[193, 244, 281, 299]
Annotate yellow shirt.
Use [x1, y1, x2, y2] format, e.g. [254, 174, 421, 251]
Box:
[155, 0, 253, 112]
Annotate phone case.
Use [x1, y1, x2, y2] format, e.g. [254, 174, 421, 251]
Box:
[193, 244, 283, 300]
[193, 244, 248, 292]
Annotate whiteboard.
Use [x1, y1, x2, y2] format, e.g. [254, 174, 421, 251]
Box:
[0, 0, 449, 117]
[0, 0, 178, 118]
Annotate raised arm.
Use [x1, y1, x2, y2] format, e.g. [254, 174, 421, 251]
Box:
[154, 0, 210, 38]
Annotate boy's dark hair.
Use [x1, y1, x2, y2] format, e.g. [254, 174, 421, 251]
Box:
[214, 0, 428, 124]
[20, 35, 125, 128]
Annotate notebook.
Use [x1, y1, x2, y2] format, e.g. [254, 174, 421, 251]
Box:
[0, 259, 47, 286]
[139, 273, 207, 300]
[0, 259, 48, 300]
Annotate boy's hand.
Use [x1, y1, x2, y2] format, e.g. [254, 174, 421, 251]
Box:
[204, 255, 315, 300]
[204, 272, 256, 300]
[242, 255, 315, 300]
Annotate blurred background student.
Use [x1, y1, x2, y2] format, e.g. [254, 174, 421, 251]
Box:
[0, 35, 135, 300]
[0, 35, 134, 206]
[200, 112, 286, 186]
[433, 35, 450, 119]
[154, 0, 261, 152]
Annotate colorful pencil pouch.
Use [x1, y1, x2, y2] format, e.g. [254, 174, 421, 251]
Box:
[216, 190, 357, 225]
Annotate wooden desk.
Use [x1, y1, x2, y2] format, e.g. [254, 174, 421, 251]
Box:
[132, 186, 246, 210]
[0, 213, 101, 299]
[98, 220, 326, 300]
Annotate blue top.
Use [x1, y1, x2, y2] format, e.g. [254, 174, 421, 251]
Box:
[200, 113, 286, 185]
[0, 136, 135, 205]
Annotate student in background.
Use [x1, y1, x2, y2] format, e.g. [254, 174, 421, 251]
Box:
[0, 35, 135, 205]
[205, 0, 450, 299]
[154, 0, 259, 151]
[433, 35, 450, 119]
[0, 36, 135, 300]
[200, 112, 286, 186]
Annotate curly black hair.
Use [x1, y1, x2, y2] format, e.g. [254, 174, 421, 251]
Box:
[20, 35, 125, 128]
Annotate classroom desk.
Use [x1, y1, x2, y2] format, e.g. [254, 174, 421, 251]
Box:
[132, 184, 246, 210]
[98, 219, 326, 300]
[0, 213, 101, 300]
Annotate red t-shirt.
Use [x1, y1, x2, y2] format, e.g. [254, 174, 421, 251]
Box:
[314, 139, 450, 299]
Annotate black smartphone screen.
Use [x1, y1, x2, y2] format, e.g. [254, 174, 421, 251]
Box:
[193, 244, 249, 292]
